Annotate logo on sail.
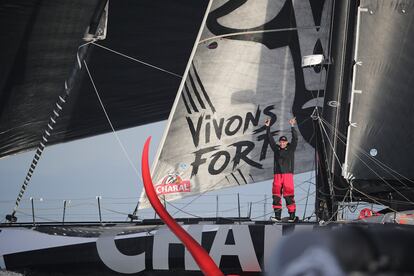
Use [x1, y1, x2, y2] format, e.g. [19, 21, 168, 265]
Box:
[155, 172, 191, 195]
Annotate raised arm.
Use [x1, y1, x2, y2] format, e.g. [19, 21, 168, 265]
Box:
[289, 118, 298, 151]
[265, 118, 277, 152]
[267, 126, 278, 152]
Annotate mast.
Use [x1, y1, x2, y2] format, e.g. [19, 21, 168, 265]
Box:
[314, 110, 335, 221]
[316, 0, 358, 221]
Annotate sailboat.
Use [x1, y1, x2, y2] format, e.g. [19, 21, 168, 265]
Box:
[1, 0, 414, 275]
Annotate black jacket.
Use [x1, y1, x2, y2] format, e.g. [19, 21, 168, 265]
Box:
[267, 126, 298, 174]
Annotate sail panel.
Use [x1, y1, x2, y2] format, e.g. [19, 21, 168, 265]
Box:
[139, 0, 333, 208]
[0, 0, 208, 158]
[345, 0, 414, 182]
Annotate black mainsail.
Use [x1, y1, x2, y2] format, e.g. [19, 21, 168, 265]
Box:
[319, 0, 414, 215]
[0, 0, 208, 158]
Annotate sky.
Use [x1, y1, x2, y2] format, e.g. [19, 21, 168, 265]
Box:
[0, 120, 316, 223]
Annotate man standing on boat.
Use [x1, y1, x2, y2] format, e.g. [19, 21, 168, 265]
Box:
[265, 117, 298, 222]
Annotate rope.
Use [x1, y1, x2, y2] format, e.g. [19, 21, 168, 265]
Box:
[199, 26, 321, 44]
[6, 43, 92, 222]
[320, 118, 414, 199]
[84, 60, 141, 178]
[321, 118, 414, 189]
[321, 117, 414, 186]
[319, 117, 404, 222]
[91, 42, 182, 78]
[84, 43, 184, 219]
[15, 210, 61, 223]
[318, 119, 343, 170]
[303, 170, 315, 220]
[323, 189, 350, 224]
[319, 118, 414, 207]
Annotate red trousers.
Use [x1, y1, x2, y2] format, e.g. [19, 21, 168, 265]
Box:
[272, 173, 296, 213]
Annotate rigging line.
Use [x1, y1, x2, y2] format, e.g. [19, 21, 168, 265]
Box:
[315, 114, 335, 187]
[326, 122, 414, 190]
[91, 42, 182, 78]
[302, 179, 312, 220]
[320, 118, 414, 188]
[344, 148, 414, 204]
[320, 118, 414, 186]
[199, 25, 321, 44]
[303, 156, 316, 220]
[320, 120, 414, 204]
[84, 60, 140, 178]
[101, 207, 129, 216]
[324, 189, 350, 224]
[296, 183, 313, 193]
[350, 188, 398, 213]
[15, 210, 61, 223]
[318, 119, 343, 170]
[165, 202, 203, 218]
[320, 119, 414, 200]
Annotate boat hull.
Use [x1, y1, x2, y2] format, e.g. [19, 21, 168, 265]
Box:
[0, 221, 316, 275]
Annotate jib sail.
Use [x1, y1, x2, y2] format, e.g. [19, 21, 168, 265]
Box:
[139, 0, 333, 208]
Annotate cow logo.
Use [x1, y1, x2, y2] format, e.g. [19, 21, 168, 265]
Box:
[155, 172, 191, 195]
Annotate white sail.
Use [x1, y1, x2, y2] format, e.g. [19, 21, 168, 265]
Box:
[139, 0, 332, 208]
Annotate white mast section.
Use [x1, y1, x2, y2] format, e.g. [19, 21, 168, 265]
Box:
[343, 5, 368, 178]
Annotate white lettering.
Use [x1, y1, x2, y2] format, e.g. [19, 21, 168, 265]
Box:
[209, 225, 261, 272]
[153, 225, 203, 271]
[155, 182, 191, 195]
[96, 229, 145, 274]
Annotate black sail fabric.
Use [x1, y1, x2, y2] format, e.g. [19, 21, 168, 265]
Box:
[345, 0, 414, 207]
[0, 0, 208, 158]
[346, 0, 414, 180]
[323, 0, 414, 208]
